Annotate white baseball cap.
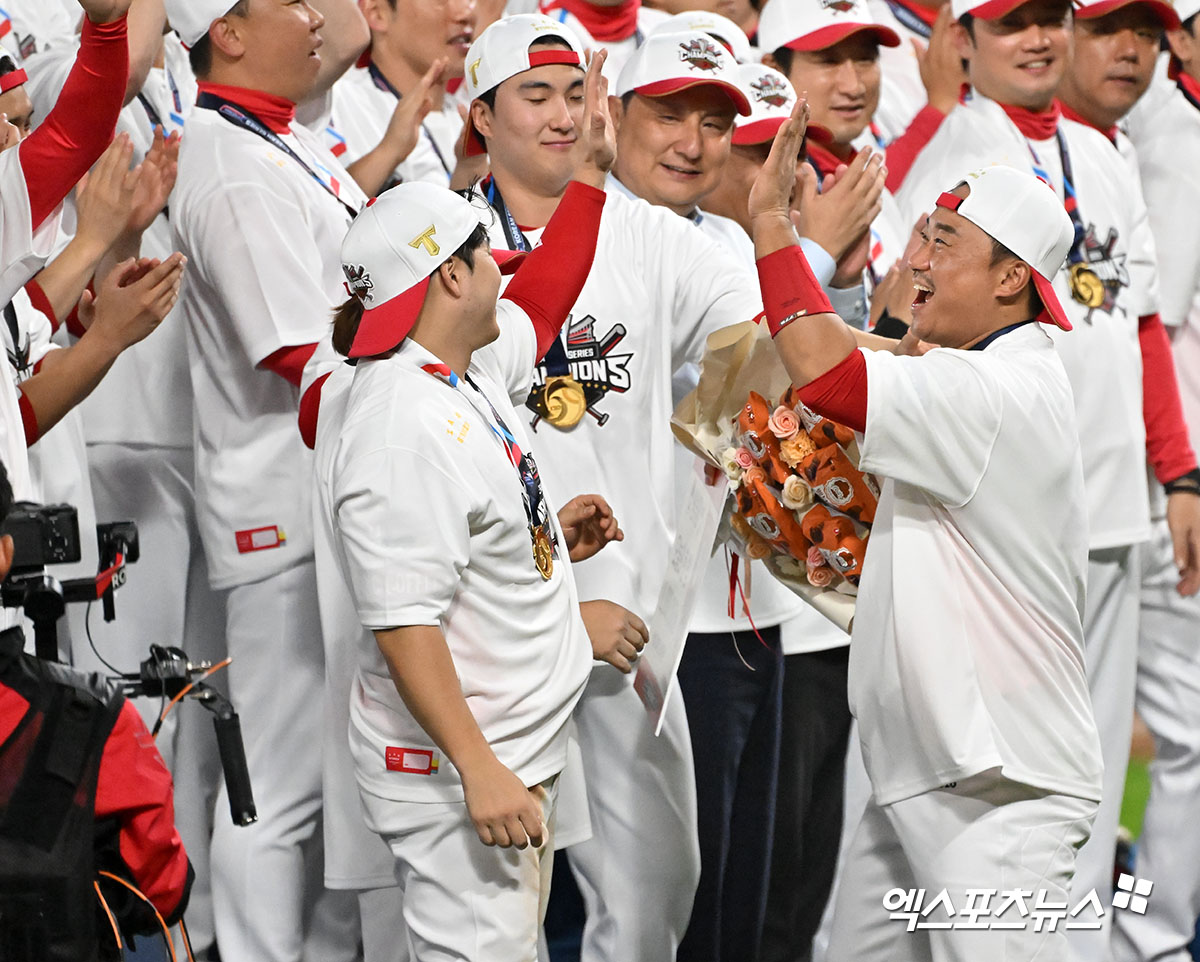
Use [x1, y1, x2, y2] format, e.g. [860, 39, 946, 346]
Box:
[758, 0, 901, 54]
[933, 166, 1075, 331]
[1074, 0, 1181, 27]
[615, 30, 752, 115]
[342, 184, 524, 359]
[461, 14, 587, 157]
[646, 11, 754, 63]
[732, 62, 834, 145]
[1177, 0, 1200, 22]
[164, 0, 238, 49]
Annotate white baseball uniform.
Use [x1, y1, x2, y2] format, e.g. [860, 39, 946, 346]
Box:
[867, 0, 930, 142]
[1115, 71, 1200, 962]
[898, 91, 1159, 959]
[327, 296, 593, 958]
[324, 64, 459, 190]
[825, 324, 1102, 962]
[484, 177, 761, 962]
[0, 0, 76, 63]
[171, 87, 367, 962]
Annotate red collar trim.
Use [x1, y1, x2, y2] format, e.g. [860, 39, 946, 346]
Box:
[196, 82, 296, 135]
[1058, 100, 1118, 145]
[891, 0, 939, 27]
[1179, 71, 1200, 108]
[539, 0, 641, 42]
[999, 99, 1061, 140]
[805, 139, 855, 177]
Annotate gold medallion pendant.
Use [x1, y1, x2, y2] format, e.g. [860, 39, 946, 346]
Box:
[532, 527, 554, 581]
[542, 375, 587, 428]
[1068, 263, 1105, 308]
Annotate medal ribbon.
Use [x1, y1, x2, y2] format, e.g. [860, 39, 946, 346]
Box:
[420, 362, 557, 556]
[196, 91, 361, 220]
[484, 178, 573, 377]
[884, 0, 936, 38]
[1025, 130, 1087, 266]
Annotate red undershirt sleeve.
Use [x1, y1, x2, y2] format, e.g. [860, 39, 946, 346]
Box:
[795, 349, 868, 434]
[23, 279, 57, 332]
[17, 388, 38, 445]
[260, 342, 318, 388]
[1140, 312, 1198, 483]
[299, 371, 331, 450]
[499, 180, 606, 362]
[94, 700, 192, 924]
[883, 104, 945, 194]
[756, 244, 835, 337]
[18, 15, 129, 231]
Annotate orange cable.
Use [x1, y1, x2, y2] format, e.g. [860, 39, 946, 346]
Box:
[97, 870, 177, 962]
[156, 657, 232, 732]
[94, 880, 122, 951]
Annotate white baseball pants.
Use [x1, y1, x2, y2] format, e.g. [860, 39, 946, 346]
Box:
[1069, 545, 1142, 962]
[565, 665, 701, 962]
[1112, 520, 1200, 962]
[827, 770, 1097, 962]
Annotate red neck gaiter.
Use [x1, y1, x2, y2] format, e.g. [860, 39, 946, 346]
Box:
[1000, 99, 1061, 140]
[196, 81, 296, 134]
[539, 0, 641, 41]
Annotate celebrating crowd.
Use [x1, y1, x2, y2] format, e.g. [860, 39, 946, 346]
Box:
[0, 0, 1198, 960]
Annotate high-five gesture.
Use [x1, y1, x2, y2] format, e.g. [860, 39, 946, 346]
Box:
[575, 48, 616, 187]
[748, 97, 810, 249]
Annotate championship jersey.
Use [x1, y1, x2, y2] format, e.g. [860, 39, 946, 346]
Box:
[0, 146, 62, 309]
[172, 103, 367, 590]
[24, 36, 197, 449]
[485, 181, 761, 620]
[328, 312, 592, 810]
[867, 0, 928, 143]
[852, 324, 1102, 805]
[324, 64, 458, 190]
[897, 92, 1158, 549]
[1127, 72, 1200, 458]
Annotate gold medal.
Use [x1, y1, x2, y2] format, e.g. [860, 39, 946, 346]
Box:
[532, 526, 554, 581]
[542, 375, 587, 429]
[1068, 263, 1105, 308]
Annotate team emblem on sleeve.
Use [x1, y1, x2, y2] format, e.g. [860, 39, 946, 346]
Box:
[525, 315, 634, 432]
[678, 38, 724, 73]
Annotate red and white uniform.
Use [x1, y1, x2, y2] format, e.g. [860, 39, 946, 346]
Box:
[325, 64, 459, 189]
[1116, 68, 1200, 962]
[897, 91, 1166, 955]
[867, 0, 931, 142]
[171, 85, 366, 962]
[0, 0, 77, 63]
[485, 179, 759, 962]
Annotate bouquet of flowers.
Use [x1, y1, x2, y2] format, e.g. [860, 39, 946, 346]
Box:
[673, 320, 879, 631]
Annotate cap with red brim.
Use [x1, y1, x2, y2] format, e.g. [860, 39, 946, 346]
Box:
[348, 250, 527, 359]
[779, 22, 901, 50]
[1076, 0, 1180, 28]
[632, 77, 752, 115]
[734, 118, 833, 146]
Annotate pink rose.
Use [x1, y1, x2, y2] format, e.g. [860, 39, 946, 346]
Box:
[807, 564, 835, 588]
[807, 546, 824, 568]
[734, 447, 756, 469]
[768, 406, 801, 440]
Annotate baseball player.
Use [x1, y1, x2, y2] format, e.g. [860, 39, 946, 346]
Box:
[324, 0, 476, 195]
[605, 31, 798, 961]
[897, 4, 1200, 952]
[164, 0, 368, 957]
[1119, 3, 1200, 956]
[324, 125, 618, 959]
[0, 0, 78, 62]
[536, 0, 670, 79]
[463, 14, 764, 960]
[753, 100, 1102, 962]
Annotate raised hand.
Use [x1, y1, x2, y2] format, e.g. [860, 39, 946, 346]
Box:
[558, 494, 623, 562]
[793, 148, 885, 264]
[126, 125, 180, 233]
[575, 48, 616, 184]
[384, 58, 445, 169]
[75, 133, 143, 257]
[916, 6, 968, 116]
[579, 599, 649, 674]
[748, 96, 810, 224]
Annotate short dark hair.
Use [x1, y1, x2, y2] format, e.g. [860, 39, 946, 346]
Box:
[1184, 11, 1198, 32]
[331, 220, 491, 358]
[0, 54, 19, 78]
[989, 238, 1039, 314]
[473, 36, 576, 149]
[959, 12, 977, 39]
[770, 46, 795, 75]
[188, 0, 250, 79]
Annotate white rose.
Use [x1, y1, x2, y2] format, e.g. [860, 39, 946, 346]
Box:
[781, 474, 813, 511]
[721, 447, 744, 481]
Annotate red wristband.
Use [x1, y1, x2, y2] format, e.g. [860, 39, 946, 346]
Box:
[756, 245, 835, 338]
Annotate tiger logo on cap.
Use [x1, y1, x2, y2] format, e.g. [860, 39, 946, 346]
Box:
[678, 37, 724, 72]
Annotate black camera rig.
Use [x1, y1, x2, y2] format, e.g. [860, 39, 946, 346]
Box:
[0, 502, 256, 826]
